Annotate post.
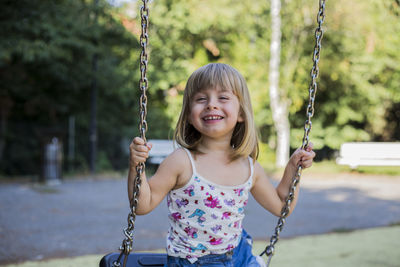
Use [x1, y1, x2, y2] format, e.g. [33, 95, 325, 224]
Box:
[89, 0, 99, 174]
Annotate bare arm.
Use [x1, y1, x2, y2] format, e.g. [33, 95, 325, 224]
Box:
[251, 144, 315, 217]
[128, 137, 184, 215]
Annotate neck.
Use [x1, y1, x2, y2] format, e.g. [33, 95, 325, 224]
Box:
[197, 135, 233, 154]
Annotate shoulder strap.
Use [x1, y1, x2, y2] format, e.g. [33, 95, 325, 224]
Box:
[182, 148, 197, 174]
[248, 157, 255, 182]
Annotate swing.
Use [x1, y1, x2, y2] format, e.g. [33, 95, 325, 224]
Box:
[100, 1, 326, 266]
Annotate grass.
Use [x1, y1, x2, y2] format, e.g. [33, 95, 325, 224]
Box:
[307, 160, 351, 174]
[4, 226, 399, 267]
[310, 160, 400, 176]
[351, 165, 400, 176]
[265, 160, 400, 178]
[253, 225, 400, 267]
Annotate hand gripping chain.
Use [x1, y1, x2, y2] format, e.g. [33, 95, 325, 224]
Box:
[260, 1, 326, 266]
[113, 1, 149, 266]
[112, 1, 325, 266]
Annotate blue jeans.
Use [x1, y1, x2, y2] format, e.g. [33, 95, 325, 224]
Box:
[165, 229, 262, 267]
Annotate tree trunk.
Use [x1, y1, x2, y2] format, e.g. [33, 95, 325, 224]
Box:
[269, 0, 290, 168]
[0, 97, 13, 163]
[89, 53, 98, 174]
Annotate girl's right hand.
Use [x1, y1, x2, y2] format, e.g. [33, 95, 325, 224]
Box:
[129, 137, 152, 168]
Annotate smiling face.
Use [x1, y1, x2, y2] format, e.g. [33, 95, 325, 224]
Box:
[175, 63, 259, 160]
[189, 86, 243, 140]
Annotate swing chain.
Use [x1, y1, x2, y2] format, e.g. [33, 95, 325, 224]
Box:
[114, 1, 150, 267]
[261, 1, 326, 266]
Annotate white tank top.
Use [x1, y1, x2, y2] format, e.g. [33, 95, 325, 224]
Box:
[166, 148, 254, 263]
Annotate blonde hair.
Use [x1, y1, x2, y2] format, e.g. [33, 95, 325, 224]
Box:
[174, 63, 259, 160]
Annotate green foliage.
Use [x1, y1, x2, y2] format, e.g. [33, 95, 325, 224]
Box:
[1, 0, 399, 176]
[145, 0, 400, 154]
[289, 0, 400, 148]
[0, 0, 171, 175]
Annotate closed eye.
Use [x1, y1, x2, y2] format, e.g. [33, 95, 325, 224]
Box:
[195, 97, 207, 102]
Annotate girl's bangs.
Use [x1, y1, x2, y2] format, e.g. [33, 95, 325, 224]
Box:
[190, 64, 241, 97]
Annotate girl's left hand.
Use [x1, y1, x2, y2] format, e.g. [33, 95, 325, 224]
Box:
[289, 142, 316, 169]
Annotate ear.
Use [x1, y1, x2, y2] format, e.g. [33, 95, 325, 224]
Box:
[237, 110, 244, 123]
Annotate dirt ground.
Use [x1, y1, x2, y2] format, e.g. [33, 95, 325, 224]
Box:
[0, 172, 399, 265]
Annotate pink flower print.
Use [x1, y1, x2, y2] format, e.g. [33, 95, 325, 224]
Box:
[184, 185, 195, 196]
[204, 195, 222, 208]
[211, 225, 222, 234]
[175, 198, 189, 208]
[243, 200, 248, 206]
[226, 244, 235, 251]
[224, 199, 235, 206]
[222, 212, 232, 220]
[208, 237, 223, 245]
[184, 226, 198, 238]
[171, 212, 182, 221]
[234, 188, 244, 196]
[233, 220, 240, 228]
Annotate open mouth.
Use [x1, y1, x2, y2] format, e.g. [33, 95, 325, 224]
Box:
[203, 115, 223, 121]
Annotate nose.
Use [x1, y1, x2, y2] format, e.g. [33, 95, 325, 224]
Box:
[206, 97, 218, 110]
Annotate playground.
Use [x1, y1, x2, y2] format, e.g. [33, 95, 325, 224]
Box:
[1, 171, 399, 266]
[2, 0, 400, 266]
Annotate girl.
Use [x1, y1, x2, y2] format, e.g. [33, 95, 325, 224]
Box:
[129, 63, 315, 267]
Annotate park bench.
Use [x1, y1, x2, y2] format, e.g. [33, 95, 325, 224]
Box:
[147, 139, 176, 165]
[336, 142, 400, 169]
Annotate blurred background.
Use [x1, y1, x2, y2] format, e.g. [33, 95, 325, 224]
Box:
[1, 1, 400, 267]
[1, 0, 399, 180]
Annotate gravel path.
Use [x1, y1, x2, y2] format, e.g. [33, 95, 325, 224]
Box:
[0, 173, 399, 265]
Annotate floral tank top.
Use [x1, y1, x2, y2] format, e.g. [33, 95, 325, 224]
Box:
[166, 148, 254, 263]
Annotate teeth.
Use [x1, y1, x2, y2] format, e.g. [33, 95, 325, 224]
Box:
[204, 116, 222, 121]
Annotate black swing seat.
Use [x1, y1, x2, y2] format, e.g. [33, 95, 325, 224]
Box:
[100, 253, 167, 267]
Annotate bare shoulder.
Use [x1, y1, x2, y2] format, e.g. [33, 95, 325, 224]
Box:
[164, 148, 192, 189]
[147, 148, 191, 191]
[158, 148, 191, 177]
[253, 160, 264, 175]
[163, 147, 189, 167]
[252, 160, 269, 183]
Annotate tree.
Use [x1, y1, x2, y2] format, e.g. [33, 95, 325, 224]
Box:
[269, 0, 290, 167]
[0, 0, 142, 175]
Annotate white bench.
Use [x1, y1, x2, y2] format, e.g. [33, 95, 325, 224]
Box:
[336, 142, 400, 169]
[147, 139, 176, 165]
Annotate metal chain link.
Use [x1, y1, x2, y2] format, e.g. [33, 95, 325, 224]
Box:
[260, 1, 326, 266]
[113, 1, 149, 266]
